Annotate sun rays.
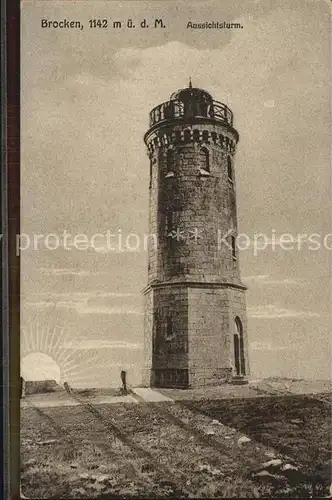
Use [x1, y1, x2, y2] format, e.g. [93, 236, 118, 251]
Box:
[21, 352, 61, 383]
[20, 312, 100, 386]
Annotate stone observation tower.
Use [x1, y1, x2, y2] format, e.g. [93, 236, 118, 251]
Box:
[143, 81, 249, 388]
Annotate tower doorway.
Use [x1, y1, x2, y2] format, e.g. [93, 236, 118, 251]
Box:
[234, 317, 246, 376]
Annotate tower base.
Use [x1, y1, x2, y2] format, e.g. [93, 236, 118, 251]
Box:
[143, 282, 249, 389]
[231, 375, 249, 385]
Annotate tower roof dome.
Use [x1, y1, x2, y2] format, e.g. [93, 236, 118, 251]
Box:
[146, 82, 235, 132]
[170, 86, 213, 104]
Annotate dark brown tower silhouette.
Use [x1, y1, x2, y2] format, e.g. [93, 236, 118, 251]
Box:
[143, 84, 249, 388]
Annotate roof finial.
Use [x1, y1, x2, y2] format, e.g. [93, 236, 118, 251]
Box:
[189, 77, 192, 89]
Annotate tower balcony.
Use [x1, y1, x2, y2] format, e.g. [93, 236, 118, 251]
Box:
[148, 98, 234, 129]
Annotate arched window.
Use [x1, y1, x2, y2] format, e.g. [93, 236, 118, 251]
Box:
[173, 100, 184, 118]
[152, 311, 159, 353]
[163, 133, 168, 146]
[164, 102, 173, 120]
[198, 99, 208, 117]
[199, 147, 210, 175]
[149, 157, 153, 189]
[167, 149, 174, 169]
[193, 130, 200, 142]
[202, 130, 209, 143]
[184, 130, 191, 143]
[165, 212, 173, 234]
[166, 316, 173, 341]
[231, 235, 236, 260]
[166, 148, 175, 178]
[227, 156, 233, 181]
[234, 317, 246, 376]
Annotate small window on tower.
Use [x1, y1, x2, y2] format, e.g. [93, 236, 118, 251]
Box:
[227, 156, 233, 182]
[166, 316, 174, 341]
[202, 130, 209, 143]
[165, 149, 175, 178]
[166, 212, 173, 234]
[199, 147, 210, 176]
[175, 130, 181, 143]
[184, 130, 191, 143]
[149, 158, 153, 188]
[231, 235, 237, 260]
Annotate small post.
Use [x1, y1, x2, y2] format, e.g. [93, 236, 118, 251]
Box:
[120, 370, 127, 394]
[20, 376, 25, 399]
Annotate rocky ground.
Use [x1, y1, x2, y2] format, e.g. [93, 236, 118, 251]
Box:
[21, 379, 332, 498]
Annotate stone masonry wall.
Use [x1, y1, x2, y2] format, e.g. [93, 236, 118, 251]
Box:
[147, 121, 241, 286]
[143, 285, 189, 387]
[188, 286, 232, 387]
[151, 285, 189, 385]
[144, 283, 249, 388]
[25, 380, 60, 395]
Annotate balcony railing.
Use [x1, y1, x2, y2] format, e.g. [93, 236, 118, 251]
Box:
[149, 99, 233, 128]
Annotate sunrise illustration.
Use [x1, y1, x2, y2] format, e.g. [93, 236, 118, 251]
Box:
[18, 0, 331, 498]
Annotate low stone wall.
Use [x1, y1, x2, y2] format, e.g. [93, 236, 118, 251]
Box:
[25, 380, 61, 395]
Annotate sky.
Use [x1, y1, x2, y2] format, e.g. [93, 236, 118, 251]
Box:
[20, 0, 331, 386]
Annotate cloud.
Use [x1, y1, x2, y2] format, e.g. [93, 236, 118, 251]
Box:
[264, 278, 299, 285]
[247, 305, 320, 319]
[243, 275, 299, 285]
[24, 291, 143, 316]
[31, 291, 138, 298]
[37, 267, 108, 277]
[250, 341, 292, 351]
[243, 275, 270, 284]
[56, 301, 81, 309]
[263, 100, 275, 108]
[75, 305, 143, 316]
[24, 301, 55, 309]
[61, 339, 142, 350]
[24, 300, 143, 316]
